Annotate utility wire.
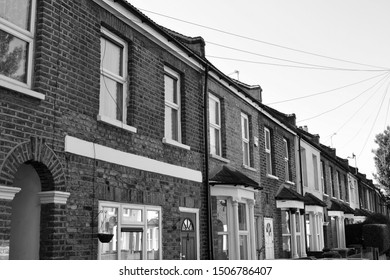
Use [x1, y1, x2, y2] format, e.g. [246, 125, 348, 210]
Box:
[138, 8, 390, 70]
[267, 72, 389, 105]
[297, 73, 390, 123]
[206, 55, 389, 72]
[206, 41, 387, 71]
[358, 81, 390, 158]
[325, 74, 390, 142]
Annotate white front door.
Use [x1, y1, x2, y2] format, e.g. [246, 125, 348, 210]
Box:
[264, 217, 274, 259]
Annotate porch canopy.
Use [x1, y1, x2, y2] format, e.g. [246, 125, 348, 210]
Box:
[304, 192, 327, 213]
[275, 186, 305, 210]
[209, 165, 261, 190]
[328, 199, 355, 217]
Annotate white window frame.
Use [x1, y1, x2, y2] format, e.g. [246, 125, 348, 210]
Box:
[241, 113, 250, 167]
[264, 127, 273, 175]
[0, 0, 43, 99]
[238, 202, 249, 260]
[329, 166, 335, 198]
[209, 93, 222, 157]
[98, 201, 162, 260]
[283, 138, 290, 181]
[98, 28, 134, 132]
[163, 66, 183, 144]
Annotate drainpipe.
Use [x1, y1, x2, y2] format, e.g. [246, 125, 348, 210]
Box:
[203, 64, 214, 260]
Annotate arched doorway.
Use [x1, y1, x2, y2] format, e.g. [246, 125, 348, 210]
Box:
[9, 164, 41, 259]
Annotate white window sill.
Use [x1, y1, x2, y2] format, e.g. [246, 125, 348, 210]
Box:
[210, 153, 230, 163]
[243, 164, 257, 172]
[285, 180, 295, 186]
[266, 174, 279, 180]
[162, 138, 191, 150]
[323, 193, 329, 197]
[0, 79, 45, 100]
[97, 115, 137, 133]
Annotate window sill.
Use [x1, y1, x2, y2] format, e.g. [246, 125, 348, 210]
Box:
[0, 79, 45, 100]
[285, 180, 295, 186]
[323, 193, 329, 197]
[266, 174, 279, 180]
[243, 164, 257, 172]
[210, 153, 230, 163]
[162, 138, 191, 150]
[97, 115, 137, 133]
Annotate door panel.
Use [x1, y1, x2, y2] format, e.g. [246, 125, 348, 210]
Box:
[264, 217, 274, 259]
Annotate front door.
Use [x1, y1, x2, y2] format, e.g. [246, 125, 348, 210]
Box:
[264, 217, 274, 259]
[180, 212, 197, 260]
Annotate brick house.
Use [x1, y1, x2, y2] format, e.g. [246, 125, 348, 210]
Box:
[0, 0, 211, 260]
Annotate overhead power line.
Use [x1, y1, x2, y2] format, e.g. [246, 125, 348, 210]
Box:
[267, 72, 389, 105]
[207, 55, 389, 72]
[297, 73, 390, 123]
[138, 8, 390, 70]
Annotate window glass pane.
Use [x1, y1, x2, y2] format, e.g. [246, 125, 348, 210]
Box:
[209, 97, 219, 125]
[239, 235, 248, 260]
[295, 213, 300, 233]
[215, 234, 229, 260]
[243, 142, 249, 166]
[282, 236, 291, 258]
[210, 128, 221, 156]
[100, 75, 119, 120]
[170, 108, 179, 141]
[147, 210, 160, 260]
[164, 74, 177, 104]
[120, 231, 143, 260]
[100, 207, 118, 260]
[266, 153, 272, 175]
[214, 199, 228, 232]
[238, 203, 247, 231]
[281, 211, 290, 235]
[122, 208, 142, 223]
[296, 235, 301, 256]
[0, 0, 31, 30]
[101, 37, 122, 76]
[265, 129, 270, 150]
[0, 30, 28, 82]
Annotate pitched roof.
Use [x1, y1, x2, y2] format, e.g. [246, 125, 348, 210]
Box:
[275, 186, 306, 201]
[328, 199, 355, 214]
[304, 192, 327, 207]
[354, 208, 372, 217]
[209, 165, 261, 189]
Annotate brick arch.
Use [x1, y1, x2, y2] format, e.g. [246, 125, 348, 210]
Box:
[0, 137, 66, 191]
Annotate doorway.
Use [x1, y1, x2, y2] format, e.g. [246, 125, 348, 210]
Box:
[264, 217, 274, 259]
[180, 212, 197, 260]
[9, 164, 41, 259]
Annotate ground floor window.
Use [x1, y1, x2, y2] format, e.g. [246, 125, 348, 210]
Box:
[212, 196, 256, 260]
[281, 209, 305, 258]
[98, 201, 161, 260]
[305, 212, 324, 252]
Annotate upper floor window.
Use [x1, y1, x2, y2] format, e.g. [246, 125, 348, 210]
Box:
[329, 166, 335, 197]
[99, 28, 128, 126]
[312, 154, 319, 190]
[209, 94, 222, 157]
[0, 0, 36, 88]
[264, 127, 273, 175]
[336, 171, 341, 199]
[321, 160, 327, 194]
[283, 138, 291, 181]
[241, 113, 250, 167]
[344, 175, 348, 202]
[164, 66, 181, 143]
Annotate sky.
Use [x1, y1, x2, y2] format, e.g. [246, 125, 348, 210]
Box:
[128, 0, 390, 181]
